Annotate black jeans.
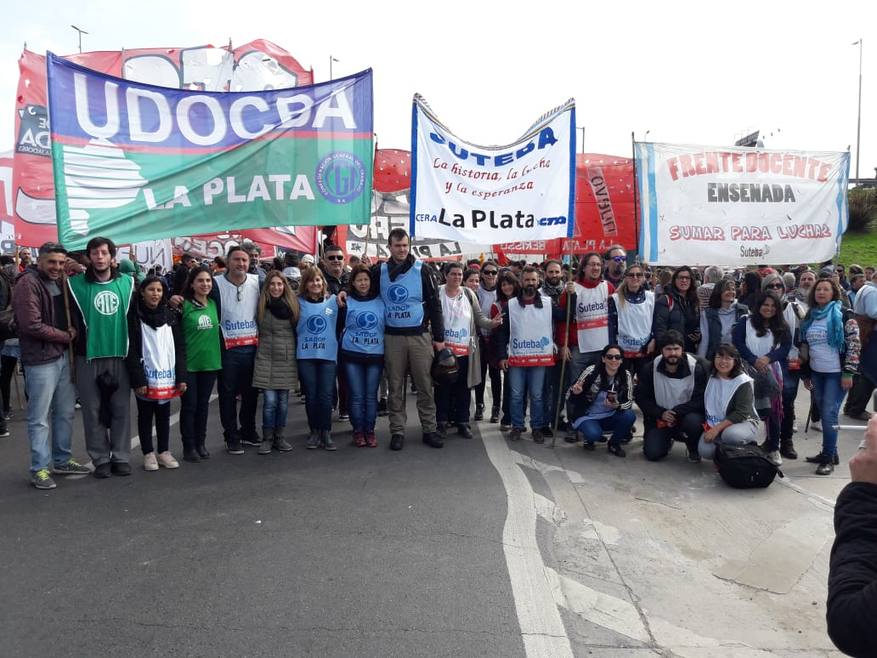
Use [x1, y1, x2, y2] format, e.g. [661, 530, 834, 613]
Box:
[0, 354, 18, 412]
[436, 356, 471, 424]
[217, 348, 258, 441]
[136, 397, 171, 454]
[181, 370, 217, 450]
[844, 372, 875, 415]
[475, 338, 501, 412]
[642, 413, 704, 461]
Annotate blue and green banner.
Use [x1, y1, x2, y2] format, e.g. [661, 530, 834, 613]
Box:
[47, 53, 373, 249]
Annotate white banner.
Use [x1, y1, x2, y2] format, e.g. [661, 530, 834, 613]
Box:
[410, 95, 576, 244]
[635, 142, 850, 266]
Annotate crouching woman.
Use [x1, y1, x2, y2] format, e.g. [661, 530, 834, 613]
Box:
[698, 344, 761, 460]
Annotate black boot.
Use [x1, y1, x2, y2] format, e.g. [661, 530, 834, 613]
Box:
[779, 438, 798, 460]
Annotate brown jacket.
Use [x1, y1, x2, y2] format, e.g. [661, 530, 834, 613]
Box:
[11, 268, 73, 366]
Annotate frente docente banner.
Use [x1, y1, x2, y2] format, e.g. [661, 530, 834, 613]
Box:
[635, 142, 850, 266]
[47, 53, 373, 249]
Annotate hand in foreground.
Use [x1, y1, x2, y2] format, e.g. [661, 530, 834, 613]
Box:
[850, 416, 877, 485]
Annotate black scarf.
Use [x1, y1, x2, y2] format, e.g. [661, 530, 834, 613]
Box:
[268, 297, 292, 320]
[541, 279, 564, 301]
[138, 299, 169, 329]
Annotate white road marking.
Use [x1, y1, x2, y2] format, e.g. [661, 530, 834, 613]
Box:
[481, 433, 574, 657]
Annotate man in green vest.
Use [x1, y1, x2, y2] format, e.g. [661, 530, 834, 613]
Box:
[68, 237, 136, 478]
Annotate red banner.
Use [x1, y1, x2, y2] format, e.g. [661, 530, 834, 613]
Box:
[499, 153, 637, 256]
[12, 42, 313, 248]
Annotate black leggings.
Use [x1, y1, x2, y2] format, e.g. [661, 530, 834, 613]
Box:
[0, 354, 18, 412]
[136, 397, 171, 454]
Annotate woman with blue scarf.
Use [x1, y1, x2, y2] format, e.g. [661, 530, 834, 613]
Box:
[801, 278, 861, 475]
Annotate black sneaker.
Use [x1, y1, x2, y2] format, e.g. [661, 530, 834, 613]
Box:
[241, 432, 261, 447]
[377, 399, 388, 416]
[389, 434, 404, 451]
[457, 424, 473, 439]
[422, 432, 443, 449]
[226, 438, 245, 455]
[31, 468, 57, 490]
[436, 422, 448, 436]
[815, 461, 835, 475]
[687, 449, 702, 464]
[583, 442, 596, 451]
[0, 425, 9, 438]
[474, 404, 484, 421]
[490, 408, 500, 423]
[542, 427, 554, 438]
[608, 443, 626, 458]
[806, 452, 839, 465]
[52, 460, 91, 475]
[93, 462, 112, 479]
[532, 429, 545, 444]
[509, 428, 522, 441]
[110, 462, 132, 476]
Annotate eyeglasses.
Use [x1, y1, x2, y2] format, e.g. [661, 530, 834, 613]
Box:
[676, 275, 691, 281]
[611, 255, 626, 263]
[626, 272, 644, 278]
[767, 283, 784, 290]
[604, 354, 623, 360]
[326, 255, 344, 261]
[482, 270, 497, 275]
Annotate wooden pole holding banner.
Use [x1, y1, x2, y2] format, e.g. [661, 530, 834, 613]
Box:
[549, 239, 575, 449]
[61, 273, 75, 384]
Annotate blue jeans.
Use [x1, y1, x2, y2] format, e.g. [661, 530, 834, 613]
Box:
[780, 362, 800, 441]
[576, 409, 636, 447]
[261, 389, 290, 429]
[298, 359, 337, 431]
[542, 361, 564, 428]
[343, 360, 383, 433]
[508, 366, 545, 430]
[810, 370, 846, 458]
[217, 347, 258, 441]
[25, 356, 75, 472]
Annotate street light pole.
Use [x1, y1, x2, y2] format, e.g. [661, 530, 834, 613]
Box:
[71, 25, 88, 53]
[579, 127, 585, 153]
[329, 56, 339, 81]
[853, 39, 863, 180]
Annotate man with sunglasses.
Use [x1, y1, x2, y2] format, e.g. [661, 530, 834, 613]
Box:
[320, 244, 351, 420]
[540, 260, 567, 435]
[475, 260, 502, 422]
[604, 245, 627, 290]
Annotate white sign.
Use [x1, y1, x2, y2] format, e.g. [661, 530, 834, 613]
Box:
[635, 142, 850, 266]
[410, 95, 576, 244]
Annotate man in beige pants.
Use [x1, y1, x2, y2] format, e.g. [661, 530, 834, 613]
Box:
[373, 229, 445, 450]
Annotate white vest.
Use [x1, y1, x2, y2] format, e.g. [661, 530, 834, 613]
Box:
[574, 281, 610, 353]
[440, 286, 472, 356]
[141, 322, 178, 400]
[704, 374, 753, 427]
[652, 354, 697, 409]
[744, 321, 776, 358]
[783, 300, 805, 366]
[508, 296, 554, 367]
[613, 291, 654, 357]
[215, 274, 260, 349]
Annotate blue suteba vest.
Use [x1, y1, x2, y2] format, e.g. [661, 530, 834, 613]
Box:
[341, 297, 385, 356]
[297, 295, 339, 361]
[380, 260, 424, 329]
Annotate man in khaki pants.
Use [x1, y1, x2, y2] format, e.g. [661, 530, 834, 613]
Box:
[373, 229, 445, 450]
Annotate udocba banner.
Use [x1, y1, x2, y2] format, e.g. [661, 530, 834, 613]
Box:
[410, 95, 575, 244]
[47, 53, 373, 249]
[635, 142, 850, 266]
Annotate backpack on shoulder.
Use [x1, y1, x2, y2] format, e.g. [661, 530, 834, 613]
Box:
[714, 443, 783, 489]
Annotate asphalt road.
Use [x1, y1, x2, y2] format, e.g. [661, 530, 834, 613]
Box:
[0, 386, 522, 657]
[0, 372, 860, 657]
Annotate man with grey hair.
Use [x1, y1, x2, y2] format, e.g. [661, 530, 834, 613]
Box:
[697, 266, 723, 309]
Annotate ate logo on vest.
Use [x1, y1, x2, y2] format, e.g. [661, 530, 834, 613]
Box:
[94, 290, 120, 316]
[387, 285, 409, 304]
[197, 315, 213, 330]
[306, 315, 327, 334]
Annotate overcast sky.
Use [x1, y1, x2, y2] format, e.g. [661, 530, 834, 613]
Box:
[0, 0, 874, 177]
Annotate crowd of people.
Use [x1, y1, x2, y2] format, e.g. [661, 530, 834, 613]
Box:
[6, 230, 876, 491]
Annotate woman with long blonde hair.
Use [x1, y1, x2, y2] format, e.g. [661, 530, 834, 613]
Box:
[252, 270, 301, 454]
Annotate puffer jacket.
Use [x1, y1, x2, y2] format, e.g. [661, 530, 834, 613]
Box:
[252, 306, 298, 390]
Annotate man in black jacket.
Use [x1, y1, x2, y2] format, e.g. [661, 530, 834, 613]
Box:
[635, 331, 708, 463]
[827, 416, 877, 657]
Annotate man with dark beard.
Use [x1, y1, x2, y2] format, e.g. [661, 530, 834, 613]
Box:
[475, 260, 501, 422]
[635, 331, 708, 463]
[541, 260, 566, 435]
[604, 245, 627, 290]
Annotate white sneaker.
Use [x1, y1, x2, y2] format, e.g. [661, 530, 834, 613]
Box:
[157, 451, 180, 469]
[811, 422, 822, 432]
[766, 450, 783, 466]
[143, 452, 159, 472]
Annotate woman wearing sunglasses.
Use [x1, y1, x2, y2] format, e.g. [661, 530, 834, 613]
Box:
[566, 344, 635, 457]
[608, 262, 655, 377]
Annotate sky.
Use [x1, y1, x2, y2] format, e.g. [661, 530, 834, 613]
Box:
[0, 0, 875, 178]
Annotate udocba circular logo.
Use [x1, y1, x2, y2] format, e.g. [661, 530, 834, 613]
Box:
[94, 290, 120, 316]
[315, 152, 365, 204]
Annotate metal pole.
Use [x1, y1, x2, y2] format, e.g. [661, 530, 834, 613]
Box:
[631, 132, 641, 261]
[854, 39, 863, 180]
[71, 25, 88, 53]
[579, 127, 585, 154]
[329, 56, 339, 81]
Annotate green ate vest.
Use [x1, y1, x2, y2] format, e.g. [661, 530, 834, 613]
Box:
[182, 299, 221, 372]
[68, 273, 134, 360]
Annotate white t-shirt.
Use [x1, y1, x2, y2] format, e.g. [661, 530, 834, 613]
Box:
[805, 317, 840, 373]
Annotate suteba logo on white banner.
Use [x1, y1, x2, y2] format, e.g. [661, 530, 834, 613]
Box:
[415, 208, 567, 230]
[428, 127, 558, 168]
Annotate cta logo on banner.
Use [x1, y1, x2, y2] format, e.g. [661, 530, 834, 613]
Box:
[635, 142, 850, 266]
[47, 53, 373, 249]
[410, 95, 576, 245]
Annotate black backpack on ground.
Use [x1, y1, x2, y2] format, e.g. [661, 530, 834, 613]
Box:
[714, 443, 784, 489]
